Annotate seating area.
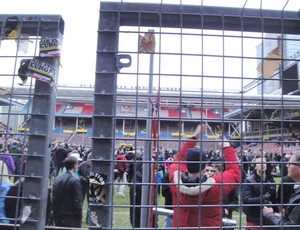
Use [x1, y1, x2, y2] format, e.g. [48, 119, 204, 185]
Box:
[68, 133, 92, 147]
[238, 141, 300, 154]
[52, 133, 73, 142]
[51, 130, 300, 155]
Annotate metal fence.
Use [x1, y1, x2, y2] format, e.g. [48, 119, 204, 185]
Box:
[1, 1, 300, 230]
[0, 14, 64, 229]
[93, 1, 300, 230]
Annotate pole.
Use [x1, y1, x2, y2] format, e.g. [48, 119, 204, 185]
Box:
[140, 29, 155, 228]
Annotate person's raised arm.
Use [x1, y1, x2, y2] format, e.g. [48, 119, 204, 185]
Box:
[175, 123, 206, 162]
[192, 123, 206, 139]
[214, 141, 240, 192]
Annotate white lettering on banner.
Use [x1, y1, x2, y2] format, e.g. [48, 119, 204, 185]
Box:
[40, 38, 60, 51]
[28, 58, 55, 79]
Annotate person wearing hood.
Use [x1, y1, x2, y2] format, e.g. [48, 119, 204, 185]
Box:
[168, 123, 240, 229]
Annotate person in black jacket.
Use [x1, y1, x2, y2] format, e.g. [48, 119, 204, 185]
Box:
[52, 142, 68, 177]
[213, 163, 239, 230]
[125, 150, 143, 228]
[52, 156, 83, 228]
[161, 170, 173, 228]
[78, 153, 92, 223]
[4, 179, 23, 225]
[5, 178, 53, 226]
[263, 151, 300, 229]
[242, 156, 277, 230]
[277, 175, 294, 208]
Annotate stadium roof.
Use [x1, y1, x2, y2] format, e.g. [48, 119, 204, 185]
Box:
[3, 86, 300, 122]
[6, 85, 300, 110]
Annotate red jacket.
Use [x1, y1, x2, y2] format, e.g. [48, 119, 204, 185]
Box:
[169, 140, 240, 229]
[115, 154, 128, 172]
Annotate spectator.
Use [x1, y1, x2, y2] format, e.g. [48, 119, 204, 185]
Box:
[125, 150, 135, 161]
[8, 140, 21, 165]
[203, 163, 214, 177]
[15, 148, 55, 183]
[247, 150, 254, 172]
[242, 156, 278, 230]
[0, 161, 11, 224]
[277, 175, 294, 211]
[240, 150, 250, 175]
[169, 123, 240, 229]
[214, 163, 239, 230]
[52, 142, 68, 177]
[4, 178, 24, 225]
[78, 153, 92, 223]
[161, 169, 173, 228]
[81, 147, 91, 161]
[14, 153, 27, 183]
[280, 153, 291, 177]
[0, 146, 16, 175]
[5, 178, 53, 226]
[164, 154, 174, 172]
[263, 151, 300, 229]
[52, 156, 83, 228]
[154, 168, 163, 195]
[126, 150, 143, 228]
[61, 150, 82, 178]
[157, 150, 166, 173]
[115, 150, 128, 197]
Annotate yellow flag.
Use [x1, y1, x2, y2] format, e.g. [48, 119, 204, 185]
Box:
[256, 47, 281, 79]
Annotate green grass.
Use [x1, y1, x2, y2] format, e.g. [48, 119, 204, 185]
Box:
[112, 186, 131, 228]
[80, 185, 164, 229]
[109, 185, 247, 229]
[80, 176, 285, 229]
[112, 186, 165, 229]
[79, 186, 253, 229]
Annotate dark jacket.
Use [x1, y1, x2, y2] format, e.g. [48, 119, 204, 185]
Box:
[78, 161, 91, 185]
[5, 180, 52, 225]
[277, 175, 294, 205]
[5, 181, 23, 223]
[53, 147, 68, 164]
[162, 171, 172, 210]
[242, 172, 277, 224]
[265, 185, 300, 229]
[223, 187, 239, 218]
[126, 156, 143, 183]
[8, 143, 21, 164]
[52, 172, 83, 219]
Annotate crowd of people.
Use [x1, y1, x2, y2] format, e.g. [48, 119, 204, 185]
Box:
[0, 136, 92, 228]
[112, 124, 300, 229]
[1, 128, 300, 229]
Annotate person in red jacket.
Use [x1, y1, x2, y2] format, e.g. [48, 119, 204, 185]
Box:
[115, 150, 128, 197]
[169, 123, 240, 229]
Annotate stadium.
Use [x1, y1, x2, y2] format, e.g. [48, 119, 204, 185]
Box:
[4, 83, 300, 152]
[1, 1, 300, 229]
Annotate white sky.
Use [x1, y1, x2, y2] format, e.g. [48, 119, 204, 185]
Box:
[1, 0, 299, 91]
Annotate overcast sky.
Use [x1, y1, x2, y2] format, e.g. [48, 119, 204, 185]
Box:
[1, 0, 299, 90]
